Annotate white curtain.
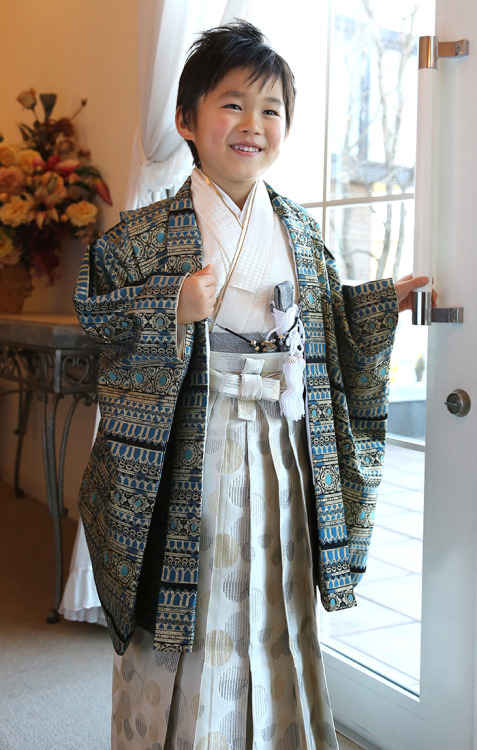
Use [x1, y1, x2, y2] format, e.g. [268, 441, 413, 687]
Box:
[126, 0, 251, 208]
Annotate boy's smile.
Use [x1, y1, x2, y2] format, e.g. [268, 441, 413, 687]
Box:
[176, 67, 287, 209]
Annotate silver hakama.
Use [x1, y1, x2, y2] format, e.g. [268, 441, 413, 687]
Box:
[112, 351, 337, 750]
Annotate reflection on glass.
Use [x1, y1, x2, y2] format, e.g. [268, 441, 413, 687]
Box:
[388, 320, 428, 441]
[252, 0, 434, 697]
[320, 440, 424, 695]
[258, 2, 328, 203]
[326, 200, 415, 282]
[325, 200, 428, 441]
[328, 2, 421, 200]
[321, 200, 427, 694]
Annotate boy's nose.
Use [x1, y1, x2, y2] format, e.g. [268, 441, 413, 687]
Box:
[240, 111, 262, 134]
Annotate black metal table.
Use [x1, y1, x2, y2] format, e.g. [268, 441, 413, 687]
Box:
[0, 314, 97, 623]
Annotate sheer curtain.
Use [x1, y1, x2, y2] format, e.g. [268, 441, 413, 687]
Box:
[126, 0, 250, 208]
[61, 0, 249, 625]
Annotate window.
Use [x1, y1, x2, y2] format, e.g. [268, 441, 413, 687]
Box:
[248, 0, 434, 694]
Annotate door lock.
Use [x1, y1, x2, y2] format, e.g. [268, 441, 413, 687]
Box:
[445, 389, 471, 417]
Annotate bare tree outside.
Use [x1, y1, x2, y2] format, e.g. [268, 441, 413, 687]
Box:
[329, 1, 422, 281]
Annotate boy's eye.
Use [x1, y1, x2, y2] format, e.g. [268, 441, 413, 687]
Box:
[223, 103, 242, 110]
[263, 109, 280, 117]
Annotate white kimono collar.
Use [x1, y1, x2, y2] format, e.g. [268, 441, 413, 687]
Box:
[191, 169, 276, 329]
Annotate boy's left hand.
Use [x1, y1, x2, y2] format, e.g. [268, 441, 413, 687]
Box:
[394, 274, 437, 313]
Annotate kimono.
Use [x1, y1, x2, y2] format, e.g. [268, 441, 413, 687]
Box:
[73, 175, 398, 667]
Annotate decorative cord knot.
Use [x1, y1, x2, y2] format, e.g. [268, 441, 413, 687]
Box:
[267, 303, 306, 421]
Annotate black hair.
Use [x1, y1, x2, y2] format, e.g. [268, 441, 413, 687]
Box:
[176, 19, 296, 166]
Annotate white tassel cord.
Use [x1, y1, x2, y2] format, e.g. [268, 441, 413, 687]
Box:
[267, 303, 306, 421]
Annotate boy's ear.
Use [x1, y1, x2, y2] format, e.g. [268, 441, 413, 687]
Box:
[175, 107, 194, 140]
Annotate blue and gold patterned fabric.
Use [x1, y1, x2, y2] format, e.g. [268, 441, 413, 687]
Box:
[73, 178, 398, 655]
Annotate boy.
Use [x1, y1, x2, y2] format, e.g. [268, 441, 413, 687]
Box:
[75, 19, 428, 750]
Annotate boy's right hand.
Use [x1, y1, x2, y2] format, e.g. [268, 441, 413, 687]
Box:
[177, 263, 217, 323]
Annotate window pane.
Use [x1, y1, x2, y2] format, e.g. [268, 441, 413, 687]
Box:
[389, 320, 428, 441]
[326, 198, 428, 436]
[320, 441, 424, 694]
[322, 197, 427, 693]
[251, 1, 328, 203]
[325, 199, 415, 281]
[328, 2, 422, 201]
[252, 0, 435, 699]
[305, 206, 323, 232]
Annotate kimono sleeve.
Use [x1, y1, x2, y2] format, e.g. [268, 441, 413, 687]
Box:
[323, 251, 399, 586]
[324, 251, 399, 415]
[73, 221, 188, 364]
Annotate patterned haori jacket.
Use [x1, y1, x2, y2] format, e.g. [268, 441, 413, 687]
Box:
[74, 178, 398, 655]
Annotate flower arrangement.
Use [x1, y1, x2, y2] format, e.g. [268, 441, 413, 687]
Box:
[0, 88, 112, 284]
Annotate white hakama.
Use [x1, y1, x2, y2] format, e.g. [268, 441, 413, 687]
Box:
[112, 352, 337, 750]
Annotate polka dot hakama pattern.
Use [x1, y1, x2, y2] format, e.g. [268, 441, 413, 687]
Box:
[112, 351, 337, 750]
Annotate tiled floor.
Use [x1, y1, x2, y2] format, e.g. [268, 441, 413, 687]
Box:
[320, 444, 424, 695]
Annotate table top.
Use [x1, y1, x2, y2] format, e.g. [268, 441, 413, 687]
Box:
[0, 313, 95, 349]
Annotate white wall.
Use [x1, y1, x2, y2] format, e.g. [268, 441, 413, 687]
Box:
[0, 0, 138, 520]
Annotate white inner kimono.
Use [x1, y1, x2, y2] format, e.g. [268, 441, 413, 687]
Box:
[111, 171, 338, 750]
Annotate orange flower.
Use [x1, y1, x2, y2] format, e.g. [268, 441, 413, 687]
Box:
[65, 200, 98, 227]
[17, 149, 43, 174]
[0, 144, 18, 167]
[0, 87, 113, 285]
[34, 171, 67, 206]
[0, 195, 34, 226]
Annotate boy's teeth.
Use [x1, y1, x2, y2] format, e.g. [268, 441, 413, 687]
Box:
[233, 145, 259, 152]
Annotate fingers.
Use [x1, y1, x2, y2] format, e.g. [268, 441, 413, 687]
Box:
[394, 274, 439, 313]
[395, 274, 430, 285]
[397, 275, 429, 297]
[177, 264, 217, 323]
[395, 275, 428, 304]
[194, 263, 211, 275]
[408, 275, 429, 290]
[396, 272, 413, 283]
[194, 263, 216, 281]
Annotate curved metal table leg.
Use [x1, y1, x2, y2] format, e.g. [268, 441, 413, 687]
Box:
[41, 391, 63, 624]
[41, 390, 95, 624]
[14, 387, 33, 498]
[0, 318, 98, 626]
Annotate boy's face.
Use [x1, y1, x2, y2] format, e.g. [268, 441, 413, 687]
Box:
[176, 67, 287, 208]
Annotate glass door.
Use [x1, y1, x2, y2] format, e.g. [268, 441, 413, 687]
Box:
[249, 0, 477, 747]
[269, 0, 434, 698]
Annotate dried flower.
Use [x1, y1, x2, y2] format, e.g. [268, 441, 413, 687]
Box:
[0, 88, 112, 284]
[40, 93, 57, 121]
[0, 144, 17, 167]
[17, 88, 37, 110]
